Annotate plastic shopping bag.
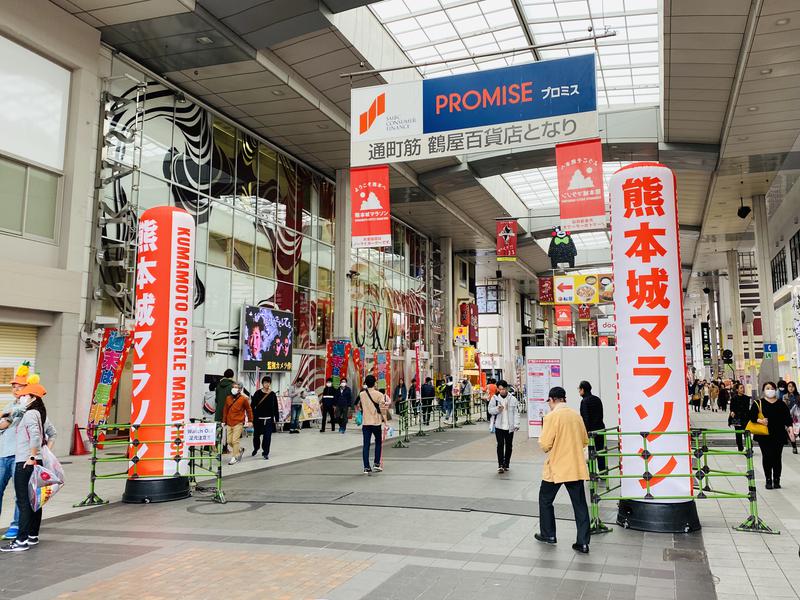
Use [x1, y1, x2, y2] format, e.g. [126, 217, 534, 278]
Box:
[29, 480, 62, 511]
[489, 416, 496, 434]
[41, 445, 65, 485]
[355, 411, 363, 426]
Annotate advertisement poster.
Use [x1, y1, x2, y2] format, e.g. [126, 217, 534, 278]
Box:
[87, 328, 133, 440]
[566, 332, 577, 346]
[578, 304, 591, 321]
[374, 351, 391, 391]
[242, 306, 293, 372]
[589, 319, 598, 336]
[554, 274, 599, 304]
[350, 55, 598, 166]
[610, 163, 691, 500]
[597, 315, 616, 335]
[469, 302, 479, 343]
[463, 346, 477, 370]
[351, 165, 391, 248]
[701, 322, 711, 366]
[496, 219, 518, 262]
[453, 326, 469, 347]
[526, 358, 562, 438]
[556, 137, 605, 231]
[277, 392, 322, 424]
[352, 346, 365, 390]
[325, 339, 352, 388]
[538, 276, 554, 304]
[555, 305, 572, 330]
[598, 336, 609, 346]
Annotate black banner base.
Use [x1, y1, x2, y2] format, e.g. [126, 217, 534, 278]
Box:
[123, 477, 190, 504]
[617, 499, 701, 533]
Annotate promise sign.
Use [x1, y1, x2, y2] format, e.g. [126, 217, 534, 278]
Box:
[609, 163, 691, 500]
[350, 55, 598, 166]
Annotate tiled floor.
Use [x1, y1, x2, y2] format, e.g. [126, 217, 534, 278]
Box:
[0, 410, 798, 599]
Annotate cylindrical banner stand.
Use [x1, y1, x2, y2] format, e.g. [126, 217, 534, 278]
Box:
[124, 206, 195, 503]
[609, 163, 699, 531]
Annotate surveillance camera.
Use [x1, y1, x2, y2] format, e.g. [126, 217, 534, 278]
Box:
[737, 205, 751, 219]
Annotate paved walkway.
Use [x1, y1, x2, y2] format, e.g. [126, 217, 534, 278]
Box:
[0, 411, 797, 599]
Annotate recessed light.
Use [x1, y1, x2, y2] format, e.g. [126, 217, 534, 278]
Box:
[776, 18, 790, 26]
[271, 89, 285, 96]
[760, 68, 772, 75]
[747, 106, 758, 111]
[196, 35, 214, 45]
[737, 136, 749, 141]
[317, 123, 330, 129]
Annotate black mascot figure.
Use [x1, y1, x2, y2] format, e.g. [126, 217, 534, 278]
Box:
[547, 226, 577, 269]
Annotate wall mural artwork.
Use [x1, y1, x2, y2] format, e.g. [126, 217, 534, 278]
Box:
[101, 81, 326, 392]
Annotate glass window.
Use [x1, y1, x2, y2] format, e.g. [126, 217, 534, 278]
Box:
[256, 144, 278, 224]
[294, 288, 312, 350]
[212, 119, 237, 198]
[194, 262, 206, 325]
[25, 167, 59, 239]
[318, 179, 335, 244]
[317, 242, 333, 293]
[771, 248, 787, 291]
[295, 236, 313, 289]
[233, 209, 255, 273]
[277, 156, 295, 229]
[204, 266, 231, 331]
[236, 133, 258, 213]
[255, 219, 275, 279]
[790, 229, 800, 281]
[255, 276, 277, 306]
[208, 199, 233, 268]
[137, 172, 173, 212]
[230, 270, 254, 333]
[193, 194, 210, 263]
[316, 292, 333, 347]
[0, 157, 26, 233]
[141, 90, 174, 177]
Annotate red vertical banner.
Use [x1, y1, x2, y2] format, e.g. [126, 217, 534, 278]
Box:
[414, 341, 422, 395]
[496, 219, 518, 262]
[87, 328, 133, 445]
[566, 332, 577, 346]
[578, 304, 591, 321]
[556, 138, 605, 231]
[351, 165, 391, 248]
[588, 319, 598, 336]
[609, 162, 690, 499]
[598, 336, 609, 346]
[469, 302, 479, 343]
[555, 305, 572, 330]
[325, 339, 351, 388]
[130, 206, 195, 479]
[538, 276, 554, 304]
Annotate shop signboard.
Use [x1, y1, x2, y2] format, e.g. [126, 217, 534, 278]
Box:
[792, 286, 800, 370]
[453, 326, 469, 347]
[701, 322, 711, 366]
[556, 138, 605, 231]
[87, 328, 132, 440]
[551, 274, 600, 305]
[598, 336, 609, 346]
[609, 162, 691, 500]
[578, 304, 591, 321]
[538, 276, 554, 304]
[496, 219, 518, 261]
[526, 357, 562, 438]
[350, 55, 598, 166]
[350, 165, 391, 248]
[566, 332, 577, 346]
[554, 304, 572, 330]
[597, 315, 616, 335]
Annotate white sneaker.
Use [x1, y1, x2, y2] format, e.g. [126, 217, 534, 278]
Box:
[228, 456, 239, 465]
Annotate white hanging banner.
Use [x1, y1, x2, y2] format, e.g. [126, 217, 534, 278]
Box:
[609, 163, 691, 501]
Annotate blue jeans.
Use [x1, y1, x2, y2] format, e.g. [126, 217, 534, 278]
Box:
[0, 456, 19, 529]
[290, 405, 302, 430]
[362, 425, 382, 469]
[443, 399, 453, 420]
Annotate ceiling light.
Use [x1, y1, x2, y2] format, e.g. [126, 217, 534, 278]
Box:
[271, 89, 285, 96]
[737, 197, 751, 220]
[747, 106, 758, 111]
[775, 18, 790, 26]
[196, 36, 214, 45]
[317, 123, 330, 129]
[737, 136, 749, 141]
[760, 68, 772, 75]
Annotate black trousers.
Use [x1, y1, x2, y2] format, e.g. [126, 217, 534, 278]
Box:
[495, 429, 514, 468]
[592, 433, 607, 472]
[320, 404, 336, 431]
[253, 419, 275, 457]
[735, 430, 745, 452]
[538, 480, 590, 546]
[15, 462, 42, 542]
[756, 437, 784, 482]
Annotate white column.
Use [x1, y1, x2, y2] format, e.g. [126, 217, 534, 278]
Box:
[752, 194, 779, 383]
[440, 237, 454, 374]
[726, 250, 745, 377]
[333, 169, 352, 339]
[707, 286, 720, 378]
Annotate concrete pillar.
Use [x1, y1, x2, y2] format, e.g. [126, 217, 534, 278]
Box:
[440, 237, 454, 374]
[752, 194, 779, 384]
[726, 250, 745, 378]
[333, 169, 352, 339]
[500, 279, 518, 378]
[707, 286, 720, 378]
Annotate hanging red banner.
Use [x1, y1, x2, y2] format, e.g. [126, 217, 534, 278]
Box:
[496, 219, 518, 262]
[469, 302, 479, 343]
[566, 332, 577, 346]
[598, 336, 609, 346]
[351, 165, 391, 248]
[325, 339, 351, 388]
[555, 304, 572, 330]
[414, 341, 422, 395]
[556, 138, 605, 231]
[538, 276, 554, 304]
[578, 303, 591, 321]
[87, 328, 133, 445]
[589, 319, 598, 336]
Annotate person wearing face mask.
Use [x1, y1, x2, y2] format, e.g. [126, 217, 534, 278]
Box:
[488, 380, 519, 473]
[729, 382, 751, 452]
[222, 382, 252, 465]
[392, 378, 407, 422]
[578, 381, 605, 473]
[320, 378, 337, 433]
[749, 381, 792, 489]
[250, 376, 279, 459]
[785, 381, 799, 454]
[776, 379, 787, 402]
[0, 363, 31, 542]
[443, 376, 455, 424]
[335, 377, 353, 434]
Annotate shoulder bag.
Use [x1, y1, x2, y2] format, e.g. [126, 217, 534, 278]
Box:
[745, 399, 769, 437]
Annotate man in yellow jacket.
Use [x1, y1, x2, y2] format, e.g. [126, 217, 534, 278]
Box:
[535, 386, 591, 554]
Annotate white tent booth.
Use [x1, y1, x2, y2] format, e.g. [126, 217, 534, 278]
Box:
[524, 346, 617, 438]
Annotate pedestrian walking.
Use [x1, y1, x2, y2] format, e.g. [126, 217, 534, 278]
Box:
[355, 375, 388, 474]
[420, 377, 435, 426]
[408, 377, 418, 419]
[336, 377, 353, 433]
[393, 378, 408, 421]
[709, 381, 719, 412]
[785, 381, 799, 454]
[320, 378, 337, 432]
[488, 380, 519, 473]
[214, 368, 235, 423]
[578, 381, 606, 473]
[443, 376, 454, 423]
[222, 382, 252, 464]
[702, 380, 710, 411]
[287, 383, 303, 433]
[461, 378, 473, 419]
[749, 381, 792, 489]
[718, 381, 730, 412]
[535, 386, 591, 554]
[729, 382, 750, 452]
[250, 376, 278, 459]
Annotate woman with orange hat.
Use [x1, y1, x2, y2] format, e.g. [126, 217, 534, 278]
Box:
[0, 362, 31, 541]
[0, 375, 48, 552]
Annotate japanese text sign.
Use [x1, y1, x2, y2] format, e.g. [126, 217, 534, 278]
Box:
[596, 315, 616, 335]
[325, 339, 352, 389]
[87, 328, 132, 440]
[350, 55, 598, 166]
[553, 274, 599, 305]
[130, 206, 195, 479]
[701, 322, 711, 366]
[555, 304, 572, 330]
[351, 165, 391, 248]
[609, 163, 690, 500]
[453, 326, 469, 347]
[185, 422, 216, 447]
[556, 138, 605, 231]
[496, 219, 518, 261]
[538, 276, 554, 304]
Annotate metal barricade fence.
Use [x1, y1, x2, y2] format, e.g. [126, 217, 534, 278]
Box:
[587, 427, 775, 535]
[74, 421, 226, 507]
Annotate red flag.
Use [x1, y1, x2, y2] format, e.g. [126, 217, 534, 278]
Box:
[351, 165, 391, 248]
[538, 276, 554, 304]
[496, 219, 518, 261]
[556, 138, 605, 231]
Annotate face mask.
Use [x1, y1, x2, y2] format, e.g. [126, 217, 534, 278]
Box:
[19, 395, 32, 405]
[764, 389, 776, 399]
[340, 382, 346, 388]
[326, 382, 332, 387]
[447, 382, 453, 387]
[231, 388, 240, 396]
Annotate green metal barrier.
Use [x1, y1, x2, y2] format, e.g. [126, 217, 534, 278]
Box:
[587, 427, 776, 534]
[74, 421, 226, 507]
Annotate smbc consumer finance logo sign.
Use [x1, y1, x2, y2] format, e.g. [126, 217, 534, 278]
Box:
[352, 82, 423, 140]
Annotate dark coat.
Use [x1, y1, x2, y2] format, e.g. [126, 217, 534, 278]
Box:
[251, 389, 279, 421]
[420, 382, 435, 401]
[335, 386, 353, 410]
[321, 385, 336, 407]
[729, 394, 751, 425]
[580, 393, 605, 432]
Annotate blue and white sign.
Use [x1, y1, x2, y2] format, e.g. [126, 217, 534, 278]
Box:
[350, 55, 598, 167]
[763, 343, 778, 353]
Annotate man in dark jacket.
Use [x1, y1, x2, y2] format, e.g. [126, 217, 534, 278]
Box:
[250, 375, 279, 459]
[335, 377, 353, 434]
[578, 381, 606, 472]
[320, 378, 337, 432]
[214, 369, 235, 422]
[393, 378, 408, 420]
[420, 377, 435, 426]
[729, 382, 751, 452]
